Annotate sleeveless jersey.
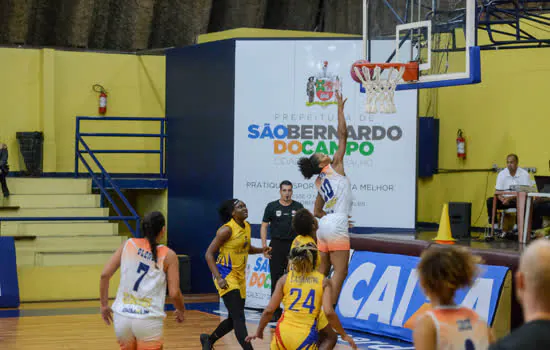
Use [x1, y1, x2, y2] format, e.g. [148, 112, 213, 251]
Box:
[315, 164, 352, 215]
[214, 219, 251, 298]
[291, 235, 321, 269]
[112, 238, 169, 319]
[273, 270, 325, 349]
[427, 306, 490, 350]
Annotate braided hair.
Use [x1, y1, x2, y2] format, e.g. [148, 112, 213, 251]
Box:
[289, 243, 318, 274]
[142, 211, 166, 269]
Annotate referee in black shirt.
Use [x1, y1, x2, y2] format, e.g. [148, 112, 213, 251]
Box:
[261, 180, 303, 321]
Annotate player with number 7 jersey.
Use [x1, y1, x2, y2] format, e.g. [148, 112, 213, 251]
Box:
[111, 238, 170, 318]
[100, 211, 186, 350]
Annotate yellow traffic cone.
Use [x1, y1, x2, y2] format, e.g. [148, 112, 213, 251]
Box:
[433, 203, 455, 243]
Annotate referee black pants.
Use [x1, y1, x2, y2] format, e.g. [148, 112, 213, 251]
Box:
[269, 238, 293, 318]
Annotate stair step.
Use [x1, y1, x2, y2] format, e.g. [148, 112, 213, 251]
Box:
[4, 194, 100, 208]
[35, 251, 116, 266]
[15, 235, 126, 252]
[0, 206, 20, 210]
[6, 178, 91, 195]
[16, 250, 35, 266]
[0, 207, 109, 218]
[18, 265, 121, 301]
[2, 222, 118, 236]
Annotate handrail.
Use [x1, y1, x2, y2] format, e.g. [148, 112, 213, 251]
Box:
[74, 116, 167, 237]
[0, 116, 166, 238]
[74, 116, 166, 178]
[77, 137, 140, 236]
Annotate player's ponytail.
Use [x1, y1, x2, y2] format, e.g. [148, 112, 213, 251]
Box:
[289, 243, 318, 274]
[142, 211, 166, 269]
[298, 155, 322, 179]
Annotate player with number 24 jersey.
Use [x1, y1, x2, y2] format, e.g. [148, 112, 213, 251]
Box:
[274, 268, 325, 349]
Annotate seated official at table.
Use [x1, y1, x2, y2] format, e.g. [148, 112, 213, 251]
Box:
[486, 154, 533, 230]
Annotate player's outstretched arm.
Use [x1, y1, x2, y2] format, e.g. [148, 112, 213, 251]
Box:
[246, 275, 286, 343]
[332, 91, 348, 173]
[249, 244, 271, 257]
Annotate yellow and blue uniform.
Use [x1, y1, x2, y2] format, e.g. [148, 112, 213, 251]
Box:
[213, 219, 251, 299]
[290, 235, 329, 332]
[272, 270, 325, 350]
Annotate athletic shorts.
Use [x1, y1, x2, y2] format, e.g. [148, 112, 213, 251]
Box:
[317, 213, 350, 253]
[214, 275, 246, 299]
[113, 313, 164, 350]
[271, 319, 319, 349]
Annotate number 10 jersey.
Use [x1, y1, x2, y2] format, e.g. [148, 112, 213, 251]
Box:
[315, 164, 352, 216]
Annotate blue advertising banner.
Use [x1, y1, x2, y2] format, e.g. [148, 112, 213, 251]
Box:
[336, 251, 508, 342]
[0, 237, 20, 308]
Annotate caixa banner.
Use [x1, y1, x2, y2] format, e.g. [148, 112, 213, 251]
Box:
[0, 237, 20, 308]
[336, 251, 508, 342]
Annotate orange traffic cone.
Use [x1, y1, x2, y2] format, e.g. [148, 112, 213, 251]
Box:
[433, 203, 455, 244]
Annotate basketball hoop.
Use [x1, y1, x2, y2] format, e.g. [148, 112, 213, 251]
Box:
[351, 61, 419, 114]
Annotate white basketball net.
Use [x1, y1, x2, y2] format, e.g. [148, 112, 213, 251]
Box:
[353, 65, 405, 114]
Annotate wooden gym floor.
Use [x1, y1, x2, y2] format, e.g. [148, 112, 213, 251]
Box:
[0, 294, 412, 349]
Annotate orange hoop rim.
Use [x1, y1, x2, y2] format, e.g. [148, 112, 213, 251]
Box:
[353, 61, 419, 82]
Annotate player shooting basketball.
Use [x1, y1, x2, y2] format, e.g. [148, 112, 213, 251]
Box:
[297, 91, 352, 307]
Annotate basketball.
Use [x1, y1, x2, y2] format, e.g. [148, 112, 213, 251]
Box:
[350, 59, 372, 82]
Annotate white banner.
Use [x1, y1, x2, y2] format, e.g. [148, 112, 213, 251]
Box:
[234, 40, 417, 229]
[244, 238, 272, 309]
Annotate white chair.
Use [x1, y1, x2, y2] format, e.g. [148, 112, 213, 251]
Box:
[498, 208, 517, 232]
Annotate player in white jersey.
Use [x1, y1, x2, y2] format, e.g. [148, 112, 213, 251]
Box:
[100, 211, 186, 350]
[414, 246, 495, 350]
[298, 90, 352, 306]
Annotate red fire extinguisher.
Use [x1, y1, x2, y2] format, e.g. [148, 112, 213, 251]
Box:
[457, 129, 466, 159]
[93, 84, 108, 115]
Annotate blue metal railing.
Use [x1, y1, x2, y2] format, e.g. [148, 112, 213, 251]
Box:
[74, 116, 166, 178]
[0, 117, 166, 238]
[73, 116, 167, 237]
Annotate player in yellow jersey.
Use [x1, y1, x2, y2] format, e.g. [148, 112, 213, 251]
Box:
[291, 208, 338, 349]
[291, 208, 321, 268]
[201, 199, 271, 350]
[246, 244, 356, 350]
[414, 246, 495, 350]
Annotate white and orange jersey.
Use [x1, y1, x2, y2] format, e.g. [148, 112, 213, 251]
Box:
[112, 238, 170, 319]
[315, 164, 352, 216]
[427, 306, 490, 350]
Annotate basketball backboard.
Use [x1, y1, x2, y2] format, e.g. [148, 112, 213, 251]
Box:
[361, 0, 480, 91]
